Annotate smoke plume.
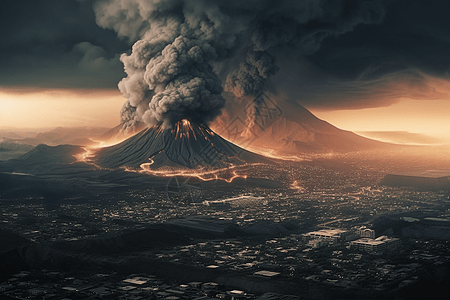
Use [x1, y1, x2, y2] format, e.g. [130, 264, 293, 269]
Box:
[93, 0, 385, 132]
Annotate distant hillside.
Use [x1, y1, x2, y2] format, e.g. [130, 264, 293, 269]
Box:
[97, 122, 146, 144]
[12, 127, 109, 146]
[0, 230, 32, 253]
[0, 144, 89, 175]
[380, 173, 450, 190]
[50, 228, 192, 254]
[211, 94, 390, 154]
[0, 141, 35, 161]
[0, 141, 34, 152]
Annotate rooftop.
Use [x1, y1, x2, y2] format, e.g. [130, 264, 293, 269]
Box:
[352, 238, 384, 245]
[123, 278, 147, 285]
[254, 270, 281, 277]
[306, 229, 347, 236]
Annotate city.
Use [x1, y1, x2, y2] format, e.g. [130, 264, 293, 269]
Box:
[2, 0, 450, 299]
[1, 155, 449, 299]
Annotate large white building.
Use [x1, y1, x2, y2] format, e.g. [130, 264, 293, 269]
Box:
[350, 236, 399, 252]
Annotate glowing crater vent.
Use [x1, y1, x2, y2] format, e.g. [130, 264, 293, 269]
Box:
[93, 120, 268, 170]
[175, 119, 197, 140]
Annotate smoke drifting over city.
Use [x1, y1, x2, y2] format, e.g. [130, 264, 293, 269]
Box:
[93, 0, 385, 132]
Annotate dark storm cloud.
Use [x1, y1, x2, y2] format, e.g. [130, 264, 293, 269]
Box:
[222, 0, 385, 131]
[288, 0, 450, 109]
[272, 60, 449, 110]
[0, 0, 128, 90]
[92, 0, 386, 131]
[310, 0, 450, 79]
[1, 0, 450, 117]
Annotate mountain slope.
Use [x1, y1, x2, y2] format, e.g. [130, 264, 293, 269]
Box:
[97, 122, 147, 145]
[94, 120, 269, 169]
[212, 95, 388, 154]
[0, 144, 86, 174]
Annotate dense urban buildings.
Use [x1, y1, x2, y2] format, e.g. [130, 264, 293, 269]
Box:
[1, 154, 450, 299]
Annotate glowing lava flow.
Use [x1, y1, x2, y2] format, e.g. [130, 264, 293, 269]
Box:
[236, 146, 342, 163]
[290, 180, 305, 192]
[73, 146, 104, 168]
[73, 147, 95, 163]
[173, 119, 197, 140]
[74, 145, 254, 183]
[89, 136, 131, 148]
[73, 134, 131, 166]
[135, 160, 254, 183]
[246, 147, 310, 162]
[73, 140, 120, 165]
[77, 119, 270, 182]
[73, 134, 135, 166]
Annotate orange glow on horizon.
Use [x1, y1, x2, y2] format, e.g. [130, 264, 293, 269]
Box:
[309, 99, 450, 144]
[0, 88, 125, 129]
[3, 77, 450, 147]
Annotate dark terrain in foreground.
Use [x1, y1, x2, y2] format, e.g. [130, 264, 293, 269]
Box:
[1, 144, 450, 299]
[1, 216, 450, 299]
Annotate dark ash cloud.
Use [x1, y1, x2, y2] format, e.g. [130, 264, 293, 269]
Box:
[0, 0, 128, 90]
[92, 0, 386, 131]
[1, 0, 450, 122]
[292, 0, 450, 110]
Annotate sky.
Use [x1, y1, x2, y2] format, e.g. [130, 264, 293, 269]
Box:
[1, 0, 450, 142]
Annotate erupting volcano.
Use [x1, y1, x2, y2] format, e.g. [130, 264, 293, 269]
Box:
[94, 120, 268, 170]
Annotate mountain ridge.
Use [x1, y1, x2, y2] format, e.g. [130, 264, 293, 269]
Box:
[211, 97, 389, 154]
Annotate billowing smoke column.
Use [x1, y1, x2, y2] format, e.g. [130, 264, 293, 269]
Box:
[225, 51, 279, 137]
[93, 0, 385, 133]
